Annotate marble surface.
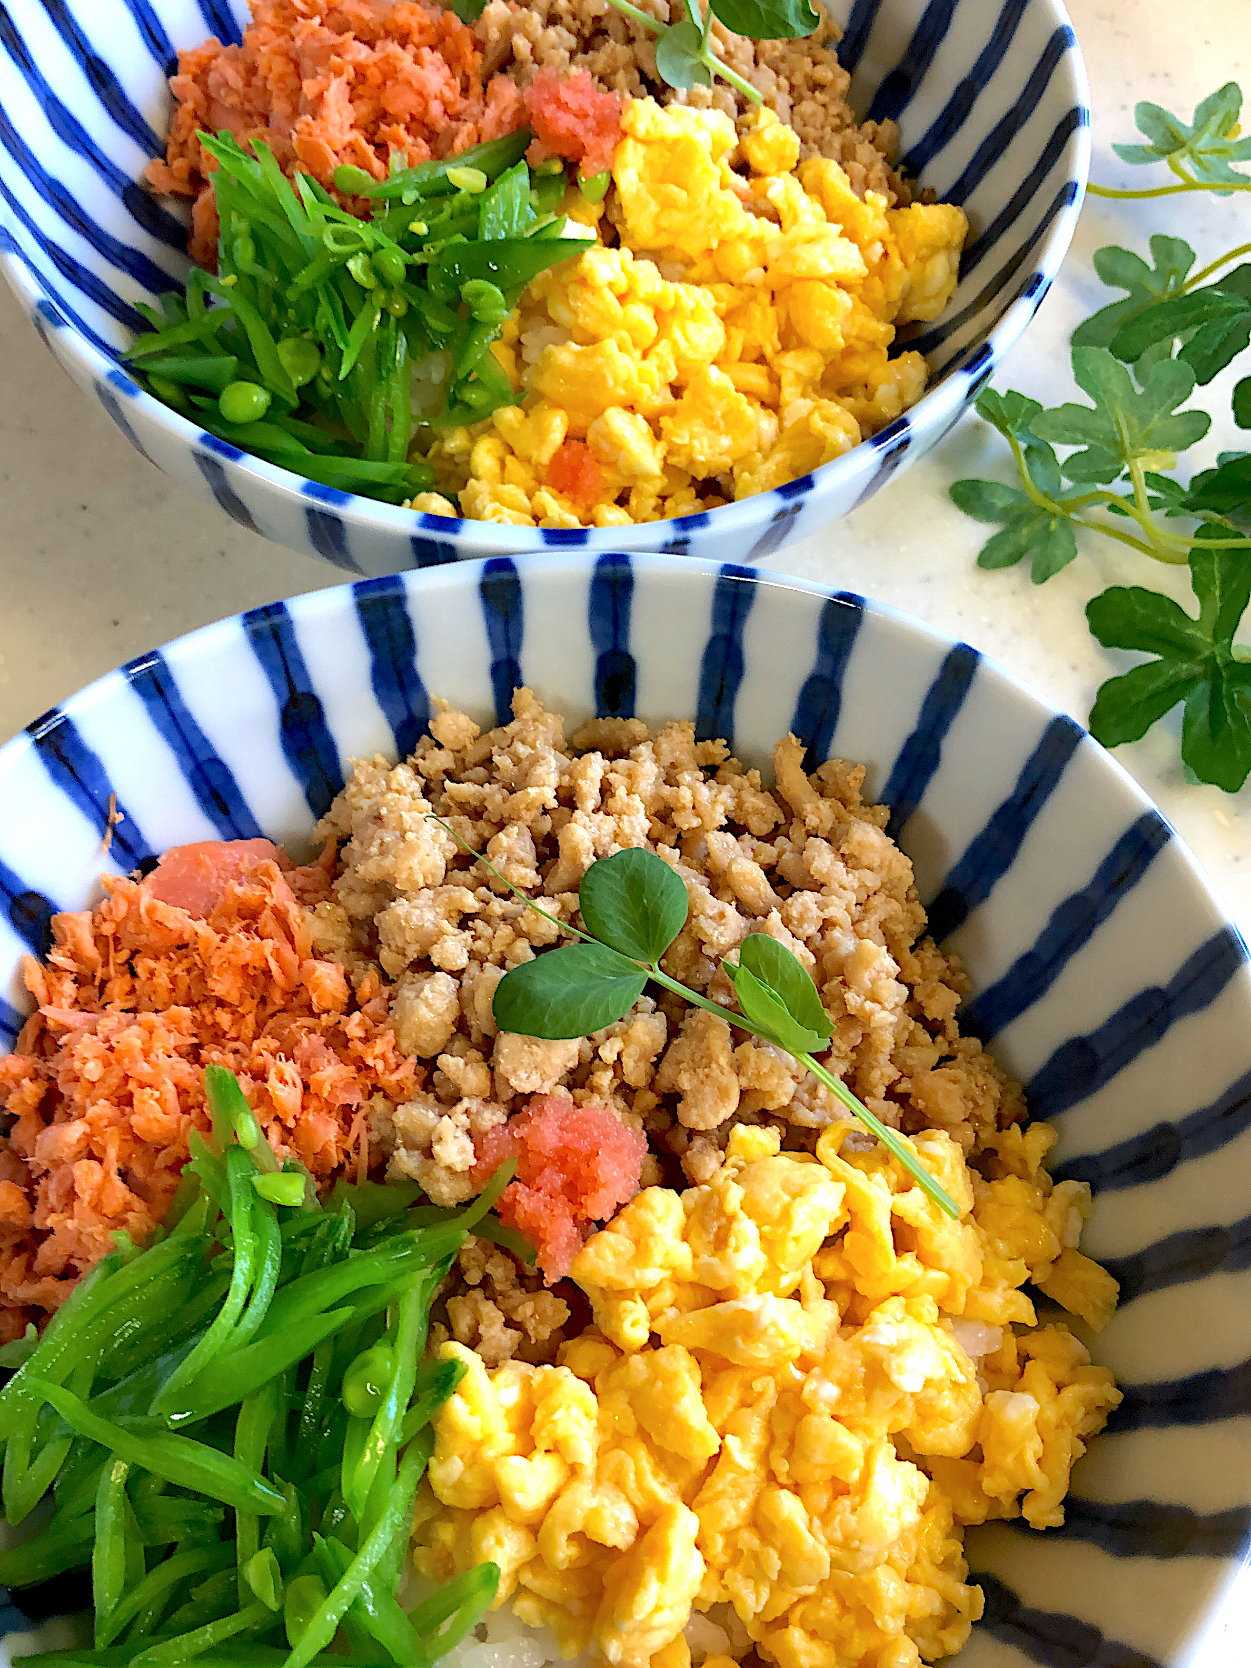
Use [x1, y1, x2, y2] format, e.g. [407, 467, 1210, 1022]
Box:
[0, 0, 1247, 1658]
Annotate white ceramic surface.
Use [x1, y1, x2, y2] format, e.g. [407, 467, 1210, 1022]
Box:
[1, 1, 1249, 1661]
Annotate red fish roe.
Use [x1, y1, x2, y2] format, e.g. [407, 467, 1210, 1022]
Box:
[475, 1094, 646, 1282]
[522, 68, 623, 181]
[546, 438, 606, 511]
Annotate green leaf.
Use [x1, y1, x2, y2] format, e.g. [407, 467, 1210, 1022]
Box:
[655, 20, 713, 90]
[1113, 82, 1251, 188]
[1184, 452, 1251, 515]
[1236, 377, 1251, 429]
[973, 505, 1078, 580]
[1072, 236, 1194, 351]
[492, 943, 648, 1039]
[1182, 665, 1251, 789]
[1086, 585, 1210, 657]
[1189, 529, 1251, 647]
[727, 963, 829, 1057]
[1033, 348, 1210, 477]
[1109, 287, 1251, 363]
[735, 934, 833, 1040]
[447, 0, 486, 18]
[1088, 657, 1204, 746]
[479, 161, 536, 242]
[1180, 311, 1251, 385]
[710, 0, 820, 37]
[974, 387, 1042, 438]
[577, 848, 689, 964]
[949, 479, 1029, 522]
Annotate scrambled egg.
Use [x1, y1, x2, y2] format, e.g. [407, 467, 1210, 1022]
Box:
[416, 1124, 1120, 1668]
[424, 101, 968, 528]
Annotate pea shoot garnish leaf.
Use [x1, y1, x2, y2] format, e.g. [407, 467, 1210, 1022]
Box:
[949, 82, 1251, 787]
[435, 816, 959, 1218]
[710, 0, 820, 39]
[655, 20, 715, 90]
[606, 0, 816, 104]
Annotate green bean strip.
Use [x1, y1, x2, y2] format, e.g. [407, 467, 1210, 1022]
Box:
[155, 1148, 259, 1414]
[0, 1509, 94, 1587]
[234, 1379, 281, 1605]
[129, 1597, 272, 1664]
[92, 1459, 130, 1647]
[158, 1566, 238, 1638]
[231, 1202, 282, 1353]
[399, 1357, 466, 1448]
[163, 1305, 355, 1428]
[346, 1283, 423, 1520]
[315, 1531, 422, 1662]
[408, 1560, 502, 1658]
[101, 1541, 234, 1647]
[25, 1379, 285, 1516]
[283, 1440, 429, 1668]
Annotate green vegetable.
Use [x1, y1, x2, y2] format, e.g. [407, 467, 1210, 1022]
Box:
[254, 1173, 307, 1208]
[606, 0, 816, 103]
[130, 128, 584, 503]
[950, 81, 1251, 789]
[438, 818, 959, 1217]
[2, 1066, 495, 1668]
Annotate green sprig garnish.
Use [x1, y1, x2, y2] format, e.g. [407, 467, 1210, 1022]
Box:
[951, 80, 1251, 791]
[604, 0, 818, 105]
[432, 816, 960, 1218]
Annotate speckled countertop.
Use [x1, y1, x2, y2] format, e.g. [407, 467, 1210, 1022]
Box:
[0, 0, 1246, 1658]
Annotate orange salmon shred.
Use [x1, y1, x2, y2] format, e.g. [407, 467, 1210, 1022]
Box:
[545, 439, 606, 511]
[0, 840, 414, 1339]
[475, 1094, 646, 1282]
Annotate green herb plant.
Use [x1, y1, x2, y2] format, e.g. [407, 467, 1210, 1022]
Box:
[0, 1064, 510, 1668]
[453, 0, 818, 103]
[127, 129, 590, 504]
[432, 817, 959, 1218]
[951, 82, 1251, 790]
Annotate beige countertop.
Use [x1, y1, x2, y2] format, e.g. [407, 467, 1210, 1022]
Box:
[0, 1, 1246, 1659]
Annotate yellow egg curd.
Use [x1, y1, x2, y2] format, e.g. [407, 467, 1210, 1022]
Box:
[414, 1122, 1120, 1668]
[417, 101, 967, 528]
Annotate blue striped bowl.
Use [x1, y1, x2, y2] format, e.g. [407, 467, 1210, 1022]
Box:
[0, 0, 1089, 574]
[0, 555, 1248, 1664]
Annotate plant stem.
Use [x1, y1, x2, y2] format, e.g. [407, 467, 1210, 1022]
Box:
[799, 1054, 958, 1217]
[1087, 178, 1251, 200]
[1184, 240, 1251, 290]
[429, 813, 599, 945]
[605, 0, 665, 32]
[1004, 435, 1189, 563]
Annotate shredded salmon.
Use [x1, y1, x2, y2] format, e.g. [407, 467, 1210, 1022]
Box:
[147, 0, 526, 262]
[0, 842, 417, 1338]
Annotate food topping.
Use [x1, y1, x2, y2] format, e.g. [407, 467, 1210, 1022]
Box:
[475, 1094, 648, 1280]
[137, 0, 968, 519]
[416, 1126, 1121, 1667]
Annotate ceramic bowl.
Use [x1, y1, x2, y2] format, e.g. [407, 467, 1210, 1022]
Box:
[0, 0, 1089, 574]
[0, 554, 1248, 1664]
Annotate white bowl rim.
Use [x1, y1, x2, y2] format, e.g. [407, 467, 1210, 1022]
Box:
[0, 0, 1091, 556]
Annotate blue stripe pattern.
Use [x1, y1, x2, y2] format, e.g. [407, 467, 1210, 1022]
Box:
[695, 565, 757, 743]
[194, 451, 263, 535]
[37, 0, 161, 157]
[974, 1572, 1166, 1668]
[590, 553, 636, 719]
[240, 602, 343, 819]
[1029, 1496, 1251, 1561]
[899, 0, 1031, 174]
[882, 641, 979, 839]
[1054, 1066, 1251, 1194]
[791, 593, 864, 767]
[961, 812, 1171, 1041]
[25, 709, 152, 865]
[1110, 1358, 1251, 1433]
[355, 575, 429, 762]
[479, 558, 524, 726]
[0, 855, 56, 956]
[925, 714, 1083, 943]
[1103, 1211, 1251, 1306]
[0, 993, 22, 1047]
[123, 648, 261, 839]
[867, 0, 957, 125]
[1027, 928, 1247, 1121]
